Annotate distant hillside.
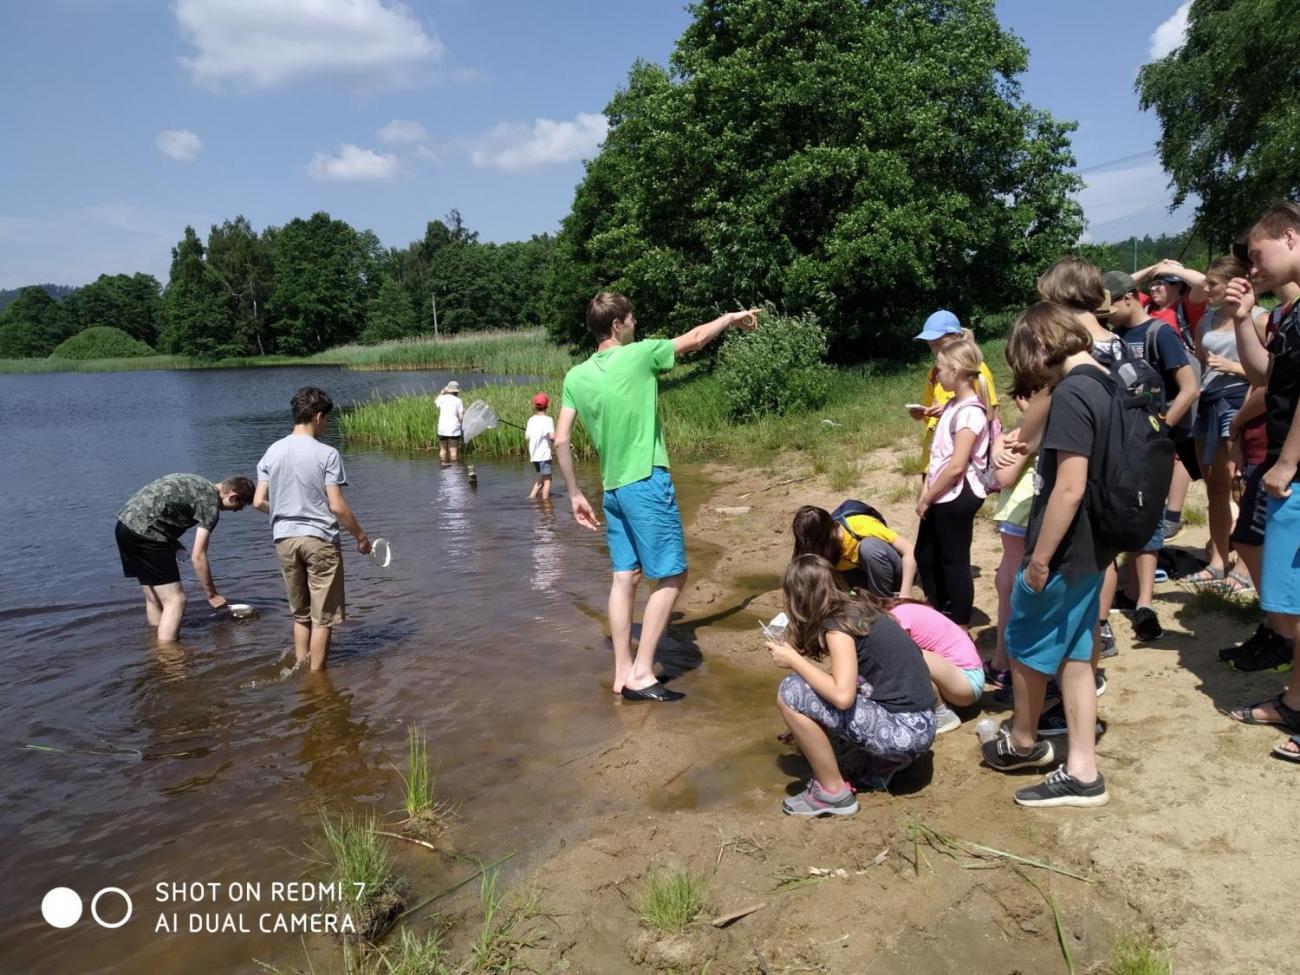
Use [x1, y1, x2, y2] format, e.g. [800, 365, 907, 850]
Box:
[0, 284, 76, 311]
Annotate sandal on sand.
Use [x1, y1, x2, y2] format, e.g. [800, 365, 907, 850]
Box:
[1225, 694, 1300, 732]
[1216, 570, 1256, 595]
[1272, 736, 1300, 763]
[1182, 565, 1226, 584]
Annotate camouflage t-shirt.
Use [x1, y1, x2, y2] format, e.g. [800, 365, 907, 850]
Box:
[117, 474, 220, 544]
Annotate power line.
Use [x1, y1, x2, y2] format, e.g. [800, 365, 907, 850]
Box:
[1076, 149, 1158, 175]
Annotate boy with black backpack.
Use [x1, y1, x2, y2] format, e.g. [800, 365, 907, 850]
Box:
[1101, 270, 1201, 642]
[982, 302, 1172, 807]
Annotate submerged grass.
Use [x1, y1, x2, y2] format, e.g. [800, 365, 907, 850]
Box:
[398, 727, 434, 820]
[638, 868, 707, 934]
[315, 811, 404, 941]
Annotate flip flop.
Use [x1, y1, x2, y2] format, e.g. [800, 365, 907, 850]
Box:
[1272, 736, 1300, 763]
[620, 681, 685, 703]
[1225, 694, 1300, 732]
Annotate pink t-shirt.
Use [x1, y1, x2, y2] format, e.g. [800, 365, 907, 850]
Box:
[926, 396, 990, 503]
[890, 602, 981, 671]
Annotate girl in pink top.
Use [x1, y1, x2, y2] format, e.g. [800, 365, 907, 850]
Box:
[913, 339, 992, 626]
[887, 599, 985, 715]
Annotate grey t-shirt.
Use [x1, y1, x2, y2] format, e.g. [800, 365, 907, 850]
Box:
[256, 434, 347, 543]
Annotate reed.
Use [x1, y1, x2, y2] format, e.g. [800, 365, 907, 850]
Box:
[316, 810, 404, 941]
[316, 330, 574, 376]
[398, 727, 434, 819]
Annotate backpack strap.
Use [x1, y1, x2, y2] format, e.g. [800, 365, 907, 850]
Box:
[946, 399, 993, 463]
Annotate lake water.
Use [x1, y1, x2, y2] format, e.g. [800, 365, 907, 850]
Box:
[0, 365, 718, 973]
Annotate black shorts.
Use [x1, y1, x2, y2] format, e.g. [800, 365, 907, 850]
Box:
[1173, 436, 1203, 481]
[116, 521, 181, 587]
[1231, 461, 1271, 549]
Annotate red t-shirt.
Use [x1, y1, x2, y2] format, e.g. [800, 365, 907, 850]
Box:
[1241, 301, 1294, 466]
[1148, 300, 1205, 346]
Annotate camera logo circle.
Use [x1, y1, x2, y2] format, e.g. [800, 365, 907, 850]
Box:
[41, 888, 83, 929]
[42, 887, 133, 929]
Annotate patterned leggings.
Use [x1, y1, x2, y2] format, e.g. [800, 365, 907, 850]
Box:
[779, 674, 935, 771]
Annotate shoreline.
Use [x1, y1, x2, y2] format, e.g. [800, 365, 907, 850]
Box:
[495, 444, 1291, 974]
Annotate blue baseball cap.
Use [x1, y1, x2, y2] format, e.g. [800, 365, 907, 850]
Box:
[914, 309, 962, 341]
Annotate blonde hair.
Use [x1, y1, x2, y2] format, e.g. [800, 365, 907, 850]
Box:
[936, 326, 976, 347]
[936, 338, 991, 411]
[1036, 256, 1106, 312]
[1005, 301, 1092, 388]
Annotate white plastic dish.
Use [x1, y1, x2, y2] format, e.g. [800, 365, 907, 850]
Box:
[229, 603, 255, 619]
[369, 537, 393, 568]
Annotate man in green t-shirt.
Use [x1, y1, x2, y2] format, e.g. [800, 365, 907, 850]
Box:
[556, 292, 759, 702]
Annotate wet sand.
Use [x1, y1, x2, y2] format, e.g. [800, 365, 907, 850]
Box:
[496, 445, 1298, 974]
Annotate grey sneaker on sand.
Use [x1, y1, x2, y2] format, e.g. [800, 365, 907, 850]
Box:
[934, 704, 961, 735]
[1014, 766, 1110, 808]
[781, 779, 859, 817]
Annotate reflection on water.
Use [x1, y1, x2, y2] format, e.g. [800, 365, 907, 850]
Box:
[0, 364, 729, 973]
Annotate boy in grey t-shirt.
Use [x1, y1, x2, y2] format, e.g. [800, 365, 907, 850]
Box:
[255, 387, 371, 671]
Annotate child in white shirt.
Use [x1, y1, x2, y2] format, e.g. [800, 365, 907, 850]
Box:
[525, 392, 556, 499]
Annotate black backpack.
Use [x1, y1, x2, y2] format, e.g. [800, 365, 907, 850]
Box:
[1078, 369, 1175, 552]
[830, 499, 888, 536]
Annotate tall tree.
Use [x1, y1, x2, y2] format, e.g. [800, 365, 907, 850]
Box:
[158, 226, 235, 357]
[545, 0, 1083, 356]
[1137, 0, 1300, 249]
[362, 275, 419, 342]
[269, 212, 382, 354]
[207, 216, 275, 355]
[0, 286, 72, 357]
[62, 273, 162, 344]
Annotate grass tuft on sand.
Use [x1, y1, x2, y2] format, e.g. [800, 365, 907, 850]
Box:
[638, 868, 707, 934]
[1102, 933, 1173, 975]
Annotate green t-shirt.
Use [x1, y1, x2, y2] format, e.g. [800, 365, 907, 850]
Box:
[561, 338, 675, 491]
[117, 473, 220, 544]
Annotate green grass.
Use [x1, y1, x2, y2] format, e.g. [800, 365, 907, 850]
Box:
[468, 866, 540, 973]
[343, 338, 1011, 467]
[1180, 503, 1207, 527]
[1102, 933, 1172, 975]
[316, 810, 404, 941]
[638, 868, 707, 934]
[316, 329, 574, 375]
[0, 328, 568, 376]
[1187, 586, 1261, 624]
[397, 726, 434, 820]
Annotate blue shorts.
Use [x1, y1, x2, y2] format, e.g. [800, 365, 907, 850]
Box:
[962, 666, 986, 702]
[532, 460, 552, 476]
[1138, 518, 1164, 554]
[1006, 569, 1104, 676]
[602, 467, 688, 580]
[1261, 492, 1300, 615]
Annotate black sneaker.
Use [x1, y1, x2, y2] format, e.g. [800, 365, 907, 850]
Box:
[1219, 624, 1267, 663]
[981, 731, 1055, 772]
[1230, 633, 1294, 673]
[1034, 701, 1106, 739]
[1014, 767, 1109, 808]
[1110, 590, 1138, 613]
[1099, 621, 1118, 659]
[1132, 606, 1164, 642]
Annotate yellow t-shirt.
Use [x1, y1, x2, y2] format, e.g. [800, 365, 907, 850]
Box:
[837, 514, 898, 571]
[920, 362, 999, 460]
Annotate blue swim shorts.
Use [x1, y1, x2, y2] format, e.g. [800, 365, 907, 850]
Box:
[602, 467, 688, 580]
[1261, 492, 1300, 615]
[962, 666, 986, 702]
[1005, 569, 1104, 676]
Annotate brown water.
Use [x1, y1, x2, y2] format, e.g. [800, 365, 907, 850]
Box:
[0, 366, 729, 974]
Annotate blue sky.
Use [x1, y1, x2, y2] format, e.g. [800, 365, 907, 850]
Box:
[0, 0, 1194, 289]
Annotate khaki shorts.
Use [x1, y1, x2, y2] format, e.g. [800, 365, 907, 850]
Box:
[275, 536, 345, 627]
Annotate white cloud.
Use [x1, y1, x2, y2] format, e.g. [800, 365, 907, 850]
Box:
[307, 144, 401, 182]
[155, 129, 203, 162]
[378, 119, 427, 144]
[1149, 2, 1191, 60]
[175, 0, 444, 89]
[467, 112, 608, 171]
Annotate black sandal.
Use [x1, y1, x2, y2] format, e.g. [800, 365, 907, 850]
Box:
[1226, 694, 1300, 732]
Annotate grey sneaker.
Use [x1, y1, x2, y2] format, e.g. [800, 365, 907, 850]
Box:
[1098, 621, 1118, 659]
[1161, 519, 1183, 543]
[781, 779, 859, 817]
[1014, 766, 1109, 808]
[934, 704, 961, 735]
[981, 731, 1055, 772]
